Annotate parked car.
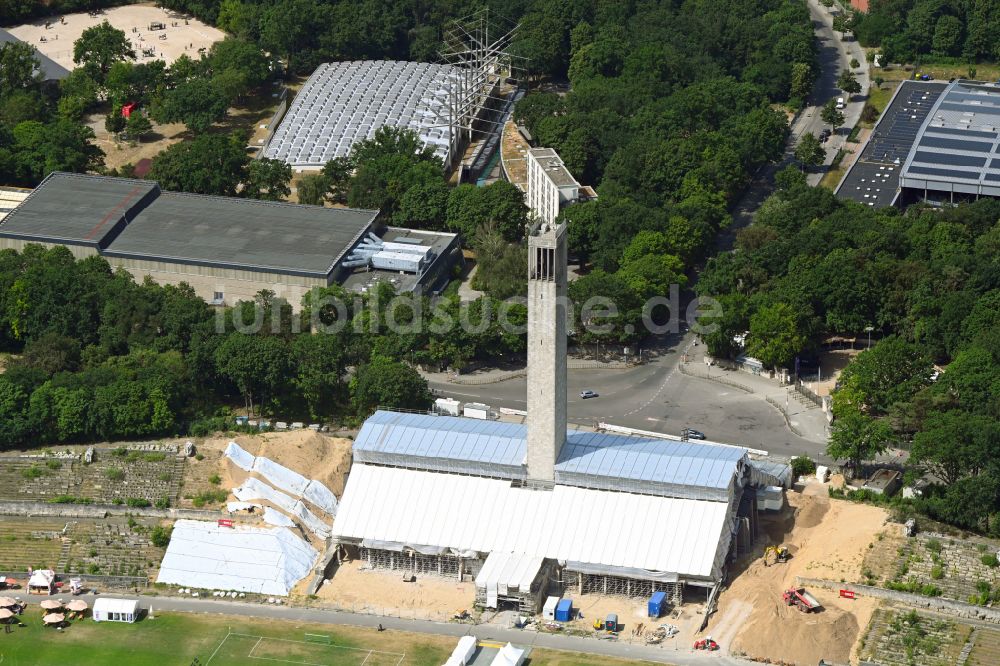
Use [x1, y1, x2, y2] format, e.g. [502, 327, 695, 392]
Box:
[835, 97, 846, 109]
[819, 128, 832, 142]
[682, 428, 706, 440]
[579, 390, 598, 399]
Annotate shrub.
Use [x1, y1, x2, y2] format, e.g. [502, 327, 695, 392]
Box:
[126, 498, 151, 508]
[87, 564, 100, 574]
[21, 466, 44, 480]
[208, 474, 221, 486]
[45, 459, 62, 470]
[195, 453, 204, 461]
[930, 565, 944, 580]
[105, 468, 125, 481]
[158, 472, 171, 482]
[111, 447, 128, 457]
[113, 497, 124, 505]
[48, 495, 78, 504]
[154, 497, 170, 509]
[150, 525, 173, 548]
[982, 554, 999, 568]
[925, 538, 942, 553]
[790, 456, 817, 478]
[145, 452, 166, 462]
[191, 489, 228, 508]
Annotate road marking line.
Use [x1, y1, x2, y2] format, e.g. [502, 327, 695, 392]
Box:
[250, 636, 263, 657]
[360, 649, 373, 666]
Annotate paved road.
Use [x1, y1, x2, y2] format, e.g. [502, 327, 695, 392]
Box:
[15, 594, 757, 666]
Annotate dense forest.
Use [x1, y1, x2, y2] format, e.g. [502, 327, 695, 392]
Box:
[853, 0, 1000, 62]
[697, 169, 1000, 534]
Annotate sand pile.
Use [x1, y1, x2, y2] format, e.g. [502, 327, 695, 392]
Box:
[314, 559, 474, 620]
[708, 482, 888, 664]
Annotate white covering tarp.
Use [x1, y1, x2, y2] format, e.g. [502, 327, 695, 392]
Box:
[225, 442, 338, 515]
[263, 506, 297, 528]
[443, 635, 477, 666]
[333, 464, 732, 579]
[233, 477, 331, 540]
[475, 552, 543, 598]
[226, 501, 261, 513]
[156, 519, 318, 596]
[28, 569, 54, 588]
[490, 643, 525, 666]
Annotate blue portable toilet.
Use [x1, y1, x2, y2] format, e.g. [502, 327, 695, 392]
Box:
[648, 591, 667, 618]
[555, 598, 573, 622]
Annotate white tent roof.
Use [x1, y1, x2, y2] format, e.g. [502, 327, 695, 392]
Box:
[491, 643, 525, 666]
[27, 569, 54, 587]
[475, 552, 543, 592]
[93, 598, 139, 615]
[156, 520, 318, 596]
[333, 465, 733, 580]
[444, 635, 477, 666]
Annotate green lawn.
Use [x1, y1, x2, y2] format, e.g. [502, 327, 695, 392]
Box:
[0, 612, 451, 666]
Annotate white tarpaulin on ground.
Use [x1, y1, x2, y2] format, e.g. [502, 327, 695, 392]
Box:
[490, 643, 525, 666]
[263, 507, 296, 528]
[233, 477, 331, 540]
[156, 519, 317, 596]
[226, 501, 261, 513]
[443, 635, 477, 666]
[333, 464, 732, 580]
[224, 442, 338, 515]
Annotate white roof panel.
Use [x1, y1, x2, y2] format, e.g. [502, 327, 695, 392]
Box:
[333, 465, 732, 580]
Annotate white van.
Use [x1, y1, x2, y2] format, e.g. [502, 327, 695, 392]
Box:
[836, 97, 846, 109]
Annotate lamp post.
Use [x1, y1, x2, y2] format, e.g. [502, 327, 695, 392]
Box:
[864, 325, 874, 349]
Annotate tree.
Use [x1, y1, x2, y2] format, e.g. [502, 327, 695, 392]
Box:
[395, 178, 450, 230]
[244, 158, 292, 201]
[821, 99, 845, 130]
[837, 70, 862, 96]
[148, 133, 249, 196]
[105, 109, 126, 136]
[795, 133, 826, 169]
[207, 39, 270, 99]
[932, 15, 963, 57]
[790, 62, 814, 101]
[349, 355, 431, 416]
[835, 336, 933, 416]
[58, 70, 100, 121]
[912, 411, 1000, 486]
[0, 41, 41, 95]
[10, 119, 104, 185]
[873, 75, 884, 89]
[850, 57, 860, 69]
[296, 173, 330, 206]
[446, 181, 529, 243]
[746, 303, 806, 370]
[617, 253, 686, 299]
[827, 407, 894, 472]
[73, 20, 135, 80]
[214, 332, 290, 417]
[151, 79, 230, 133]
[125, 113, 153, 143]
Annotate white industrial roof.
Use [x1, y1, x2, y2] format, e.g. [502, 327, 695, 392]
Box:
[156, 520, 318, 596]
[333, 465, 732, 580]
[475, 552, 544, 592]
[264, 61, 460, 168]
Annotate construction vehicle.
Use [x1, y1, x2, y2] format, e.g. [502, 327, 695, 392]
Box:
[693, 637, 719, 651]
[763, 545, 791, 566]
[782, 587, 822, 612]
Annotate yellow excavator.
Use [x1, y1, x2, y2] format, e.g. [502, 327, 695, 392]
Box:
[763, 545, 790, 566]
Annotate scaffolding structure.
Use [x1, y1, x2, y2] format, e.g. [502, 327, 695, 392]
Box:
[359, 547, 463, 578]
[565, 572, 683, 603]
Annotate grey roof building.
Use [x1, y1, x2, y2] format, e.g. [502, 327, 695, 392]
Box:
[0, 173, 460, 308]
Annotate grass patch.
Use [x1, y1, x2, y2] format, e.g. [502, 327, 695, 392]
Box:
[191, 489, 228, 508]
[105, 467, 125, 481]
[22, 465, 45, 480]
[860, 84, 894, 128]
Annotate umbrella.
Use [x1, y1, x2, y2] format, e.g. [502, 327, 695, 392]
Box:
[66, 599, 88, 612]
[0, 608, 13, 620]
[0, 597, 16, 607]
[39, 599, 62, 610]
[42, 612, 64, 625]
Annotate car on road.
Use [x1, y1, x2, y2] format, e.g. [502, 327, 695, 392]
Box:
[819, 128, 832, 142]
[579, 390, 598, 399]
[835, 97, 846, 109]
[682, 428, 706, 440]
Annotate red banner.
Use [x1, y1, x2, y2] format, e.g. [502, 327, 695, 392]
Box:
[840, 589, 855, 599]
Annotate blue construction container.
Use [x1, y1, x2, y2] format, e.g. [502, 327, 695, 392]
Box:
[555, 598, 573, 622]
[648, 591, 667, 618]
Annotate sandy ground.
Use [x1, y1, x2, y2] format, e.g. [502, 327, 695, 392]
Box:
[707, 480, 889, 665]
[314, 559, 474, 621]
[9, 4, 224, 70]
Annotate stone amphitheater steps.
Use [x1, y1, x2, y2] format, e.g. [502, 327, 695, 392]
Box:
[167, 455, 185, 504]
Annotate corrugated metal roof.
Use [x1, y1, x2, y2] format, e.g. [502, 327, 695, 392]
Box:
[334, 464, 732, 580]
[353, 411, 746, 499]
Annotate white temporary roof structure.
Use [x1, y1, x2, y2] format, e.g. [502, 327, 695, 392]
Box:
[444, 635, 477, 666]
[475, 552, 543, 593]
[491, 643, 525, 666]
[156, 520, 318, 596]
[333, 465, 733, 581]
[232, 477, 331, 540]
[27, 569, 54, 589]
[92, 597, 139, 622]
[225, 442, 338, 515]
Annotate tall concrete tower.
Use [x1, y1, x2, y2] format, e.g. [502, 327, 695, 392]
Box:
[526, 220, 568, 483]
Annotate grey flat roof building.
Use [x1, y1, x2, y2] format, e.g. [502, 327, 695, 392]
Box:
[0, 173, 378, 278]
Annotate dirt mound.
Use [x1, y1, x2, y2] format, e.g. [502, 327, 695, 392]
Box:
[708, 482, 888, 664]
